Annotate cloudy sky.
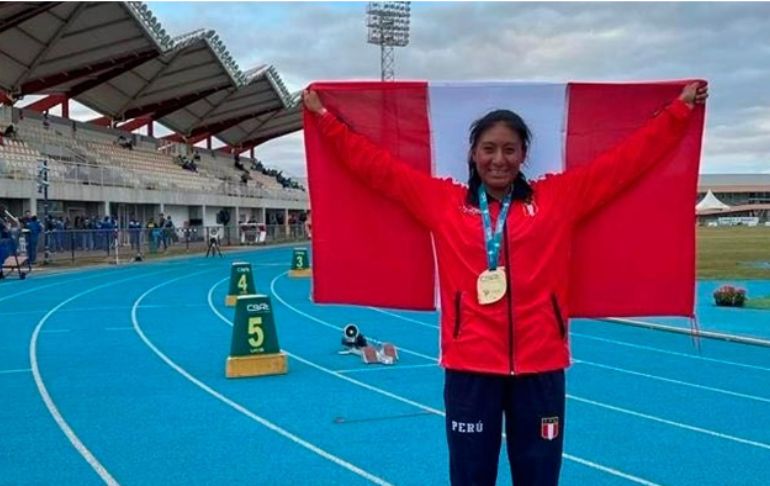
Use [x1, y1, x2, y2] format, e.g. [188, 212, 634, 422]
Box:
[70, 2, 770, 177]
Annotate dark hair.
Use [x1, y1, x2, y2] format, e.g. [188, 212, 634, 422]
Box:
[466, 109, 533, 206]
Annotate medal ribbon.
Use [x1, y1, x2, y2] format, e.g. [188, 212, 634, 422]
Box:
[478, 185, 513, 270]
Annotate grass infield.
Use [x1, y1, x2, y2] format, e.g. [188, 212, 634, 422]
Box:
[697, 226, 770, 280]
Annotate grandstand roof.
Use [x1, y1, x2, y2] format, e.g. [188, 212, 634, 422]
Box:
[0, 2, 168, 97]
[0, 2, 302, 150]
[215, 90, 303, 147]
[699, 174, 770, 193]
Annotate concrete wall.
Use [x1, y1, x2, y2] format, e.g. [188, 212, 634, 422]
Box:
[162, 205, 190, 227]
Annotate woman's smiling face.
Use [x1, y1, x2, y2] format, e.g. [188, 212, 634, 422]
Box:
[472, 121, 526, 193]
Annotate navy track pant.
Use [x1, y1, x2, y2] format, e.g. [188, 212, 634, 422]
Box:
[444, 369, 565, 486]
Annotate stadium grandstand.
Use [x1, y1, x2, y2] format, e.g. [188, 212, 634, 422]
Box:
[697, 174, 770, 226]
[0, 1, 306, 256]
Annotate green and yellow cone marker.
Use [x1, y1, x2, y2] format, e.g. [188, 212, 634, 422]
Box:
[225, 261, 256, 306]
[289, 247, 311, 277]
[226, 294, 287, 378]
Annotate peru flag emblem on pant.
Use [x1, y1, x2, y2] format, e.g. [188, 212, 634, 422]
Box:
[541, 416, 560, 441]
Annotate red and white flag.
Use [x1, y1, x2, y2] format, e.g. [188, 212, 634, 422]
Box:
[303, 81, 704, 317]
[541, 416, 560, 441]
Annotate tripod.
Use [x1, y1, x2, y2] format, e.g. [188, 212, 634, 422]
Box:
[206, 228, 223, 258]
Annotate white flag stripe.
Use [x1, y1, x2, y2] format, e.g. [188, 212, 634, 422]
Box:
[428, 82, 568, 183]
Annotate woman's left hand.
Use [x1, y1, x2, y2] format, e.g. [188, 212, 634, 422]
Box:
[679, 81, 709, 108]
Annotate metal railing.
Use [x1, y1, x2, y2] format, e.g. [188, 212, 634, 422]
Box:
[4, 224, 309, 267]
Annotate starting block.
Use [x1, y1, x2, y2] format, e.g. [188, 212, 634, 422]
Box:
[288, 247, 311, 277]
[225, 261, 256, 306]
[338, 323, 399, 365]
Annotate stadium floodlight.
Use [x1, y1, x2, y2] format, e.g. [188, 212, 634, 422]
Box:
[366, 1, 411, 81]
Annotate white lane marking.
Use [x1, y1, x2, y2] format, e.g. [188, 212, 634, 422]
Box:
[336, 364, 438, 374]
[569, 395, 770, 450]
[262, 278, 435, 362]
[364, 308, 770, 374]
[366, 307, 439, 330]
[135, 275, 392, 486]
[30, 270, 173, 485]
[366, 306, 770, 375]
[265, 273, 660, 485]
[0, 304, 208, 317]
[275, 276, 770, 452]
[210, 278, 445, 418]
[0, 368, 31, 375]
[573, 359, 770, 404]
[0, 270, 123, 304]
[572, 332, 770, 373]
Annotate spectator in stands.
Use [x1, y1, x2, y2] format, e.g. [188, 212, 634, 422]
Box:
[163, 215, 175, 247]
[193, 150, 201, 162]
[181, 157, 198, 173]
[0, 210, 10, 279]
[240, 171, 251, 184]
[157, 214, 168, 251]
[128, 216, 142, 252]
[3, 123, 17, 139]
[53, 217, 65, 252]
[84, 216, 95, 251]
[72, 216, 82, 250]
[20, 210, 31, 226]
[43, 111, 50, 130]
[147, 218, 160, 254]
[234, 153, 246, 172]
[25, 215, 42, 264]
[104, 215, 116, 251]
[115, 135, 134, 150]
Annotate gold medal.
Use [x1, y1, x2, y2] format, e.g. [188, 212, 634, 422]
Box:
[477, 267, 507, 305]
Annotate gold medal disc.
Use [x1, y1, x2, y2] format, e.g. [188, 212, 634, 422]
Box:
[477, 267, 507, 305]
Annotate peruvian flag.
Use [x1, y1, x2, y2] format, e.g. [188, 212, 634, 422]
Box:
[541, 417, 560, 441]
[303, 81, 705, 317]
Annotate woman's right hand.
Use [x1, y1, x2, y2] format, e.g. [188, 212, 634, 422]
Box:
[303, 89, 325, 114]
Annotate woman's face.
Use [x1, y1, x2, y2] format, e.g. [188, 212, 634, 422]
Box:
[472, 122, 526, 192]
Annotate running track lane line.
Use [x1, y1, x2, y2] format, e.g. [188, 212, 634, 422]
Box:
[256, 273, 661, 486]
[135, 274, 393, 486]
[366, 307, 770, 373]
[270, 273, 770, 452]
[0, 267, 134, 304]
[30, 268, 179, 486]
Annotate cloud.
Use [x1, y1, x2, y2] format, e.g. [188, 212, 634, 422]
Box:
[141, 2, 770, 176]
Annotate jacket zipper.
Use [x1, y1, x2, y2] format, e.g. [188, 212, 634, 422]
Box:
[453, 291, 462, 338]
[503, 222, 514, 374]
[550, 293, 567, 339]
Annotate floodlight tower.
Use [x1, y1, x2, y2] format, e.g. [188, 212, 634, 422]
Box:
[366, 2, 411, 81]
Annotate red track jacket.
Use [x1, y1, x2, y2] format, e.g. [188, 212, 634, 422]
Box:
[315, 98, 693, 375]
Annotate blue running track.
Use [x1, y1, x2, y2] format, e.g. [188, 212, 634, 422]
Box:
[1, 246, 769, 485]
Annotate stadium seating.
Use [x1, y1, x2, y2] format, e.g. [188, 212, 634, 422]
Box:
[3, 115, 306, 202]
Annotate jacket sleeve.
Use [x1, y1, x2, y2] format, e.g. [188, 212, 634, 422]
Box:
[315, 110, 447, 229]
[561, 98, 694, 223]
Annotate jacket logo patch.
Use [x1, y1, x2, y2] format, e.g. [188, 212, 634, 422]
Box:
[541, 417, 559, 440]
[523, 201, 538, 217]
[460, 205, 481, 216]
